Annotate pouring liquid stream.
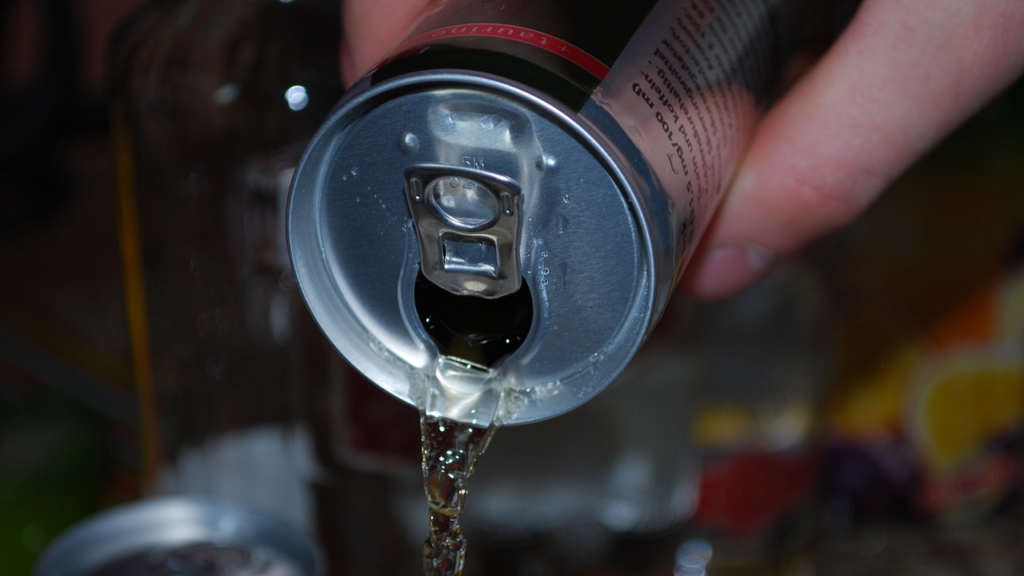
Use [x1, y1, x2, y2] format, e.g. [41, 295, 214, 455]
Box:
[415, 273, 533, 576]
[420, 406, 497, 576]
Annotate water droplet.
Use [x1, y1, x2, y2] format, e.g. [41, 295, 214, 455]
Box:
[342, 174, 348, 181]
[350, 167, 359, 177]
[541, 277, 549, 286]
[541, 251, 549, 257]
[562, 194, 570, 203]
[541, 267, 549, 275]
[558, 214, 569, 234]
[399, 132, 420, 153]
[590, 353, 599, 362]
[535, 154, 558, 171]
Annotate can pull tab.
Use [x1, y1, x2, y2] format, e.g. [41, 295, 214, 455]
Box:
[404, 164, 523, 298]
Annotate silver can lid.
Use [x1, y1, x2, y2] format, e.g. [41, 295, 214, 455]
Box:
[288, 72, 655, 424]
[32, 497, 321, 576]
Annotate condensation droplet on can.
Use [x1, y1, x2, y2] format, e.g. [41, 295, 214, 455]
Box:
[558, 214, 569, 234]
[399, 132, 420, 153]
[535, 154, 558, 171]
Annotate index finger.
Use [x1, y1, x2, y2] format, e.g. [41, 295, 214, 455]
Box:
[679, 0, 1024, 299]
[342, 0, 435, 85]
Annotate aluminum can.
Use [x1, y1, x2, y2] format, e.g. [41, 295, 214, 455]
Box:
[288, 0, 798, 424]
[32, 497, 322, 576]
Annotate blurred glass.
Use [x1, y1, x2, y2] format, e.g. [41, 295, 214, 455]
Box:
[681, 259, 833, 571]
[107, 1, 404, 573]
[109, 2, 433, 572]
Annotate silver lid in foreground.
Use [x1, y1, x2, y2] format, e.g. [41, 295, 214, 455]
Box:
[33, 496, 321, 576]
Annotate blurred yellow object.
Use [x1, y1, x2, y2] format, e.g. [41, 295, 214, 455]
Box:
[695, 407, 754, 447]
[908, 348, 1024, 473]
[828, 343, 923, 441]
[695, 404, 814, 449]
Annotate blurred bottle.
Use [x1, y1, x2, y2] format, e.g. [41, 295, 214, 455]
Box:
[107, 2, 421, 575]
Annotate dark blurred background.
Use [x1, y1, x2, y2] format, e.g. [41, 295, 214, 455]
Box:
[1, 1, 1023, 575]
[0, 0, 143, 572]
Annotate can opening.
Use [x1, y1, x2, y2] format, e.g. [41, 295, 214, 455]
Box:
[414, 271, 533, 368]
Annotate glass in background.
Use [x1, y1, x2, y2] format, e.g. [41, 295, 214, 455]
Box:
[679, 258, 833, 575]
[108, 2, 420, 574]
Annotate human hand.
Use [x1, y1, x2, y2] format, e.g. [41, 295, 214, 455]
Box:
[340, 0, 1024, 300]
[340, 0, 433, 86]
[678, 0, 1024, 299]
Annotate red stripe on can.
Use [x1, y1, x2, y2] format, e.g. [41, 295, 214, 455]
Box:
[388, 23, 611, 80]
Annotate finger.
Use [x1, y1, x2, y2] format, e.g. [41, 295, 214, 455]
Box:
[680, 0, 1024, 299]
[341, 0, 435, 85]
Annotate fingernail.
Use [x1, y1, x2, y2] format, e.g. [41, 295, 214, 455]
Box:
[682, 244, 775, 299]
